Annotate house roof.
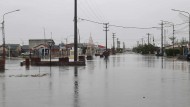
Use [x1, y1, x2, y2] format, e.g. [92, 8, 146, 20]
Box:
[98, 45, 105, 48]
[32, 44, 48, 49]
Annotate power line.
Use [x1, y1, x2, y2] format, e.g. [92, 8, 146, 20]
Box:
[88, 0, 108, 22]
[164, 22, 188, 27]
[78, 0, 99, 21]
[83, 0, 103, 22]
[78, 17, 161, 30]
[109, 24, 160, 29]
[78, 18, 103, 25]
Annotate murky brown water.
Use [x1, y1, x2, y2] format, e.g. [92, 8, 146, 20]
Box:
[1, 53, 190, 107]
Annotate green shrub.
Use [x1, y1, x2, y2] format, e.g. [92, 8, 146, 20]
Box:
[165, 48, 180, 56]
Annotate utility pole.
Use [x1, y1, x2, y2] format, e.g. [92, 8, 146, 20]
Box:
[164, 30, 166, 47]
[117, 38, 119, 49]
[147, 33, 150, 44]
[141, 38, 144, 46]
[1, 9, 19, 68]
[137, 41, 139, 46]
[172, 24, 175, 57]
[112, 33, 116, 54]
[2, 21, 5, 62]
[172, 9, 190, 54]
[123, 42, 125, 52]
[74, 0, 78, 62]
[43, 27, 46, 59]
[163, 20, 175, 57]
[103, 23, 109, 51]
[161, 21, 164, 56]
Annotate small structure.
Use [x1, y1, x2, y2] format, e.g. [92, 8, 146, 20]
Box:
[86, 35, 95, 60]
[29, 39, 54, 49]
[32, 44, 49, 58]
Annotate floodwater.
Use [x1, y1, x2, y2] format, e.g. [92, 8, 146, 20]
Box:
[1, 53, 190, 107]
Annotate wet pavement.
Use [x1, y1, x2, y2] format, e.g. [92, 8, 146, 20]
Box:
[1, 53, 190, 107]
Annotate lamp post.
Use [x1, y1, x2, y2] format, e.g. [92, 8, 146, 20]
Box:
[47, 41, 54, 67]
[172, 9, 190, 53]
[1, 9, 20, 64]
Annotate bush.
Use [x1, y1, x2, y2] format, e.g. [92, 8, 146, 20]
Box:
[165, 48, 180, 56]
[133, 44, 156, 54]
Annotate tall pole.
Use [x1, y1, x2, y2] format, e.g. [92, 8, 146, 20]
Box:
[43, 27, 46, 59]
[1, 9, 20, 66]
[74, 0, 78, 61]
[2, 21, 5, 62]
[104, 23, 109, 51]
[162, 20, 175, 57]
[161, 21, 164, 56]
[50, 46, 51, 66]
[189, 14, 190, 53]
[117, 38, 119, 49]
[147, 33, 150, 44]
[65, 38, 68, 56]
[112, 33, 116, 54]
[173, 24, 175, 57]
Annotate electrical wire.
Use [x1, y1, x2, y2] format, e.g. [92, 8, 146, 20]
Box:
[88, 0, 108, 22]
[78, 17, 161, 30]
[109, 24, 160, 29]
[83, 0, 103, 22]
[78, 17, 103, 25]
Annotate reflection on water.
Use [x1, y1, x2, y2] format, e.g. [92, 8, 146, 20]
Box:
[73, 66, 79, 107]
[1, 54, 190, 107]
[104, 57, 109, 69]
[0, 79, 6, 107]
[0, 69, 5, 73]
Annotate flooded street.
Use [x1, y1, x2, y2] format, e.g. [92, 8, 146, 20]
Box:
[1, 53, 190, 107]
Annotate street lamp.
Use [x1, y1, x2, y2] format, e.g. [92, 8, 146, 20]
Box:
[172, 9, 190, 53]
[47, 40, 55, 67]
[1, 9, 20, 63]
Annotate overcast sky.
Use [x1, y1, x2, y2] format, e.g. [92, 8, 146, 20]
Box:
[1, 0, 190, 48]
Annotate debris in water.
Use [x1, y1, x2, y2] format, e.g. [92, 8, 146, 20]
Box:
[7, 73, 49, 77]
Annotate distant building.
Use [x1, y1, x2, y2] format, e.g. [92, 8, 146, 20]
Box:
[0, 44, 21, 57]
[29, 39, 54, 49]
[21, 45, 30, 53]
